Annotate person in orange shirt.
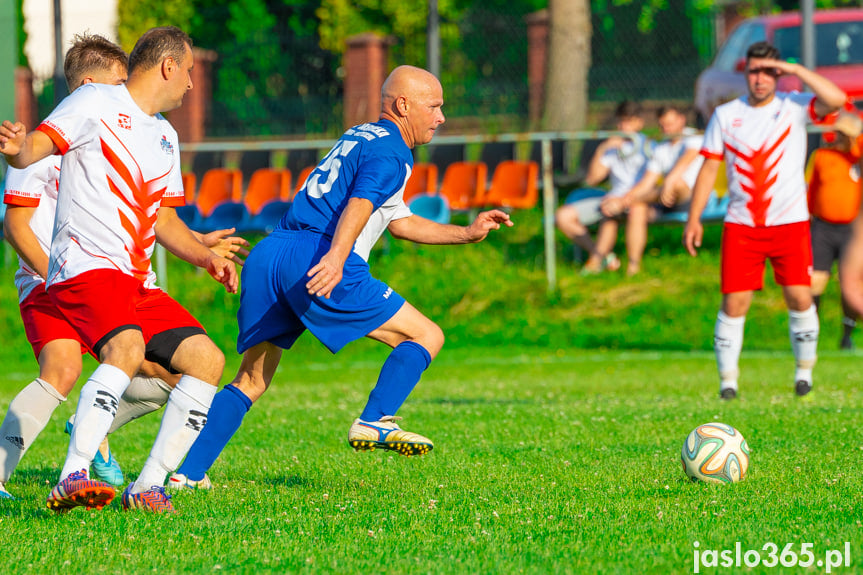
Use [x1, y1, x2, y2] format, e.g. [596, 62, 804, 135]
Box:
[808, 112, 863, 349]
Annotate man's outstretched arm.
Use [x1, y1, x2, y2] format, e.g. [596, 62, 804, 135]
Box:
[388, 209, 513, 245]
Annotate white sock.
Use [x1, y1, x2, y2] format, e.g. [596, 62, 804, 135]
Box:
[109, 376, 172, 434]
[715, 311, 745, 392]
[131, 375, 216, 493]
[0, 379, 66, 483]
[60, 364, 131, 481]
[789, 305, 819, 383]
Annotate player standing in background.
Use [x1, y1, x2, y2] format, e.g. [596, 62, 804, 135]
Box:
[0, 34, 249, 501]
[601, 104, 705, 275]
[683, 41, 846, 400]
[0, 26, 238, 512]
[168, 65, 512, 489]
[807, 112, 863, 350]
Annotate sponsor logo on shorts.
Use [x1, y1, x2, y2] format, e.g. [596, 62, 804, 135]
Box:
[383, 287, 393, 300]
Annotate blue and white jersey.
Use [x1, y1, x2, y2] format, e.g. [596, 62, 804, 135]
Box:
[280, 118, 413, 260]
[599, 132, 653, 198]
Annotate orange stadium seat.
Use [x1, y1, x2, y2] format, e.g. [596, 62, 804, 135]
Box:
[481, 160, 539, 209]
[438, 161, 487, 210]
[182, 172, 196, 204]
[404, 163, 438, 203]
[195, 168, 242, 217]
[245, 168, 291, 216]
[290, 166, 315, 201]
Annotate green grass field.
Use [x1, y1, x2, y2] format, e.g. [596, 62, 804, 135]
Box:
[0, 211, 860, 573]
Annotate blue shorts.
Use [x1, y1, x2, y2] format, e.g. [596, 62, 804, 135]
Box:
[236, 229, 405, 354]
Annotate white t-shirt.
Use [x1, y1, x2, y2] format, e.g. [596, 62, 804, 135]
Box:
[599, 133, 653, 198]
[353, 166, 412, 262]
[36, 83, 184, 286]
[3, 157, 60, 302]
[701, 92, 816, 227]
[647, 129, 704, 189]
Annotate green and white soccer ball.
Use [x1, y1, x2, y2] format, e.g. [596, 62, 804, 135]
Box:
[681, 422, 750, 484]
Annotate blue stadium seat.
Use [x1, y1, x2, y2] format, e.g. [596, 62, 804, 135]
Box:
[175, 204, 202, 228]
[656, 191, 729, 224]
[409, 193, 450, 224]
[197, 202, 250, 233]
[701, 193, 730, 221]
[245, 200, 292, 234]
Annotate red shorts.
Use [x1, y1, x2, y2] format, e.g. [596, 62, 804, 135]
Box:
[47, 269, 205, 367]
[720, 221, 812, 294]
[19, 287, 91, 360]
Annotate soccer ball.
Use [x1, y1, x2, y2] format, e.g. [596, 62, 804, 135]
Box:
[681, 422, 750, 484]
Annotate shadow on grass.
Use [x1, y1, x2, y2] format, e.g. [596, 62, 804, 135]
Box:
[417, 397, 535, 406]
[257, 474, 308, 488]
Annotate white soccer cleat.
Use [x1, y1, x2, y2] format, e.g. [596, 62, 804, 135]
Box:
[348, 415, 433, 456]
[0, 481, 13, 500]
[166, 473, 213, 490]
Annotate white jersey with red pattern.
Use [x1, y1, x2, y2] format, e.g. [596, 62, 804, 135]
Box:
[3, 156, 161, 304]
[4, 157, 60, 302]
[36, 83, 184, 287]
[701, 92, 816, 227]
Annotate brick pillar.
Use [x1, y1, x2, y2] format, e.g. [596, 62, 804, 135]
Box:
[165, 48, 217, 143]
[719, 6, 746, 45]
[14, 67, 37, 130]
[343, 33, 391, 129]
[526, 10, 550, 125]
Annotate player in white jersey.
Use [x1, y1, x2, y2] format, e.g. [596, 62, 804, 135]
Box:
[0, 35, 249, 502]
[683, 41, 846, 399]
[555, 101, 651, 273]
[0, 27, 238, 513]
[601, 104, 705, 274]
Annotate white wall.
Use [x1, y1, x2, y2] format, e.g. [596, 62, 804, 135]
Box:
[23, 0, 118, 83]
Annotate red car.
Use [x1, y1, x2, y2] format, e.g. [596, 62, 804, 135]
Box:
[694, 9, 863, 127]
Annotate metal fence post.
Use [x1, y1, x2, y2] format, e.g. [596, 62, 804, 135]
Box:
[541, 138, 556, 294]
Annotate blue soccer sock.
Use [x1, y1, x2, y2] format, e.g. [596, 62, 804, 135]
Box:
[176, 384, 252, 481]
[360, 341, 432, 421]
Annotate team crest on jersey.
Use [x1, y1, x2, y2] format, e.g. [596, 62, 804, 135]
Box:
[160, 135, 174, 155]
[732, 118, 743, 128]
[118, 113, 132, 130]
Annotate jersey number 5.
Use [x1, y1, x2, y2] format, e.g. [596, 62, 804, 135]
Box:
[305, 140, 359, 198]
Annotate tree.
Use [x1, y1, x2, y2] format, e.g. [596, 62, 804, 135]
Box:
[543, 0, 590, 131]
[116, 0, 194, 52]
[15, 0, 27, 67]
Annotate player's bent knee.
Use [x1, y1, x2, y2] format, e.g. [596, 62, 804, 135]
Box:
[98, 329, 146, 376]
[171, 334, 225, 383]
[39, 365, 82, 397]
[38, 341, 83, 395]
[417, 323, 445, 359]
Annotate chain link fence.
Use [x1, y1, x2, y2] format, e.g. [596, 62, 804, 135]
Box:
[195, 2, 717, 138]
[31, 3, 716, 138]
